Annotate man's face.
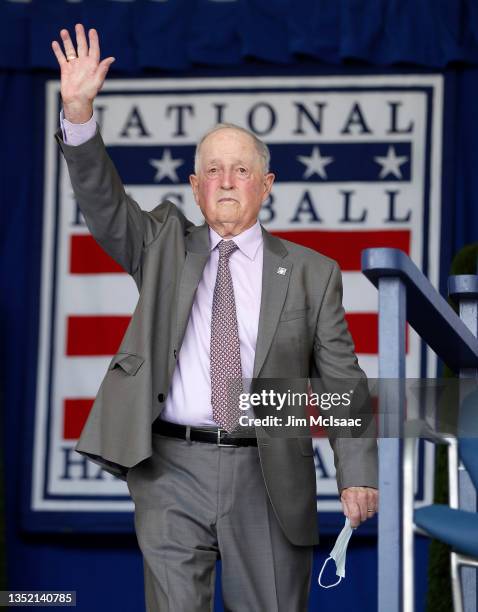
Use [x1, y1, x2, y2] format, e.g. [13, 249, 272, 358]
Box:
[189, 128, 275, 237]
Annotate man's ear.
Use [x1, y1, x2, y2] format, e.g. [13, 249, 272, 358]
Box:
[189, 174, 199, 205]
[263, 172, 275, 199]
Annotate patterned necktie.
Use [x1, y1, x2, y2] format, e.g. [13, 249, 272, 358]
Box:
[210, 239, 243, 432]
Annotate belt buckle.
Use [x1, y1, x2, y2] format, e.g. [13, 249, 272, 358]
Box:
[217, 428, 233, 446]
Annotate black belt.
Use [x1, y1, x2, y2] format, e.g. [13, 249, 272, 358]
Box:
[152, 419, 258, 447]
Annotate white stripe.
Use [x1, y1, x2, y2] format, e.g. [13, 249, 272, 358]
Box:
[65, 275, 137, 314]
[57, 358, 111, 398]
[342, 272, 378, 312]
[355, 355, 379, 377]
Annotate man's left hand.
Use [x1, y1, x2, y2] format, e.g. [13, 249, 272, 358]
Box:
[340, 486, 378, 528]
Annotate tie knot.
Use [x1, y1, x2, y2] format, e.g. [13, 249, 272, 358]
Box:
[218, 240, 238, 260]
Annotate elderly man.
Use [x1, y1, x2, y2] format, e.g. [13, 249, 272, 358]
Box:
[52, 24, 378, 612]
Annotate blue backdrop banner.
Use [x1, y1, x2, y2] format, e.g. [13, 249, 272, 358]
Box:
[2, 0, 478, 70]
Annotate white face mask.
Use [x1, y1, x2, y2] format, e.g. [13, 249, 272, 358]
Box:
[318, 517, 355, 588]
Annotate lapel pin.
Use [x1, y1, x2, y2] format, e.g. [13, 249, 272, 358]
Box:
[277, 267, 287, 275]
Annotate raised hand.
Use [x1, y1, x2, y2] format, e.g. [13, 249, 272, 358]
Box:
[51, 24, 115, 124]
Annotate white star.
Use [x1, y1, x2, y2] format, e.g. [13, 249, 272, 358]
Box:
[297, 146, 334, 180]
[374, 146, 408, 179]
[149, 149, 184, 183]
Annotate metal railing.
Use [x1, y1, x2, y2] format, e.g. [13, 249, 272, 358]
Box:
[361, 247, 478, 612]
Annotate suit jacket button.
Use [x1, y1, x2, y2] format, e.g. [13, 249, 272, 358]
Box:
[157, 393, 165, 403]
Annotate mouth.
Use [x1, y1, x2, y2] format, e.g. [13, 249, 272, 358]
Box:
[217, 197, 238, 204]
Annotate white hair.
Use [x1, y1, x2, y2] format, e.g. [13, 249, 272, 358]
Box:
[193, 122, 271, 174]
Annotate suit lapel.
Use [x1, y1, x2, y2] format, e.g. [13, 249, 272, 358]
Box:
[253, 229, 291, 378]
[175, 223, 291, 376]
[175, 224, 210, 350]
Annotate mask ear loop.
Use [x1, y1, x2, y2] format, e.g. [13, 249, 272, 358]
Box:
[318, 556, 343, 588]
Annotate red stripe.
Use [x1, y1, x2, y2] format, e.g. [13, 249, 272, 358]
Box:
[71, 230, 410, 274]
[345, 312, 409, 355]
[70, 235, 124, 274]
[63, 398, 94, 439]
[271, 230, 410, 271]
[65, 313, 387, 357]
[345, 313, 378, 354]
[66, 316, 131, 356]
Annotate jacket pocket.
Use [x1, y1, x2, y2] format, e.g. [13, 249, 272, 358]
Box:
[108, 352, 145, 376]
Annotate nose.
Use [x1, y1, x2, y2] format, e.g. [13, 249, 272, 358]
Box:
[221, 168, 234, 189]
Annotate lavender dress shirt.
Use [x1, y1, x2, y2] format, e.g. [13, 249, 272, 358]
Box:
[61, 112, 263, 427]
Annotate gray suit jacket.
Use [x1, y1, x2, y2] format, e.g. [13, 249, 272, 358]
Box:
[56, 128, 377, 546]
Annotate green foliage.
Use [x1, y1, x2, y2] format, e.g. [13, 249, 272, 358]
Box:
[449, 243, 478, 276]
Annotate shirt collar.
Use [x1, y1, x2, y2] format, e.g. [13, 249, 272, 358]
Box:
[208, 220, 263, 261]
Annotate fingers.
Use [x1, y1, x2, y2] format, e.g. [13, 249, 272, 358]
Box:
[356, 488, 370, 522]
[51, 40, 67, 67]
[54, 25, 114, 88]
[341, 498, 353, 527]
[96, 57, 115, 90]
[60, 28, 77, 60]
[88, 28, 100, 63]
[341, 497, 362, 528]
[75, 23, 88, 58]
[342, 499, 362, 528]
[341, 486, 379, 527]
[366, 488, 378, 519]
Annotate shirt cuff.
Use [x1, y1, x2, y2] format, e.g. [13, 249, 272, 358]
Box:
[59, 109, 96, 146]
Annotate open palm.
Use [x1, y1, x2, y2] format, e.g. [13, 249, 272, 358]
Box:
[51, 24, 114, 122]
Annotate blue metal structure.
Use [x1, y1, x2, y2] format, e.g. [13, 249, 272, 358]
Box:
[362, 248, 478, 612]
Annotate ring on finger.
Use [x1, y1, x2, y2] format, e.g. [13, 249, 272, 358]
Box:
[66, 54, 77, 61]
